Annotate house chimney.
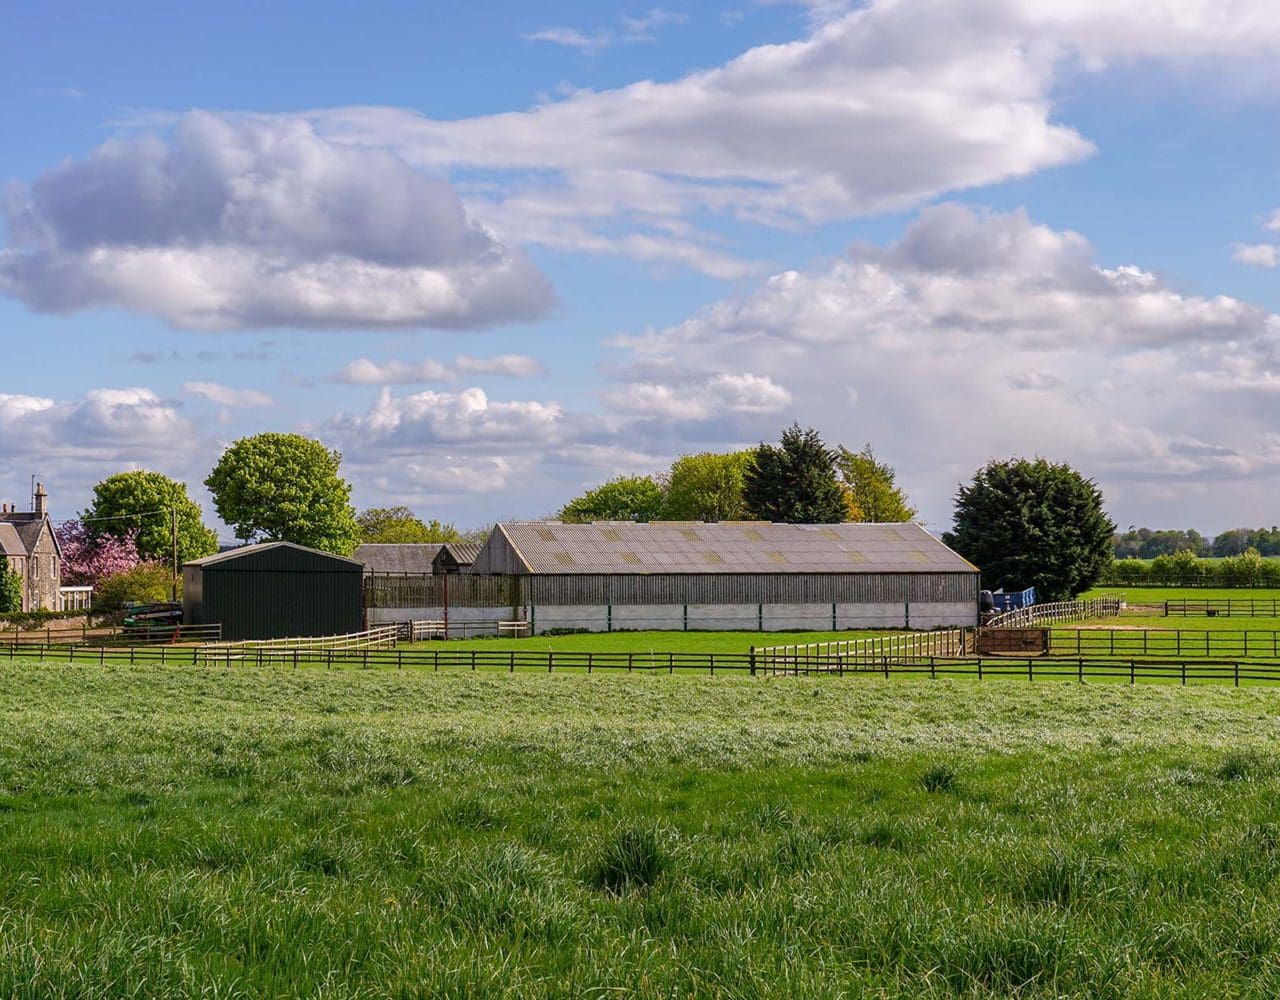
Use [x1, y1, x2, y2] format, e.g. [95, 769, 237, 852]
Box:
[34, 483, 46, 517]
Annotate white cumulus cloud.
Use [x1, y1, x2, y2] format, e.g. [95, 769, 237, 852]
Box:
[0, 111, 554, 331]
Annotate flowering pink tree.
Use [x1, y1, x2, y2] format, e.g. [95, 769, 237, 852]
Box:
[56, 519, 142, 587]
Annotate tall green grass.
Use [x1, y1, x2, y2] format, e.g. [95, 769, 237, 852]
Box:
[4, 663, 1280, 996]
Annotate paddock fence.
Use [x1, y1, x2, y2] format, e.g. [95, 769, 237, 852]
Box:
[1165, 599, 1280, 618]
[0, 623, 222, 646]
[9, 639, 1280, 686]
[985, 597, 1123, 629]
[194, 625, 398, 664]
[1051, 627, 1280, 659]
[752, 628, 969, 673]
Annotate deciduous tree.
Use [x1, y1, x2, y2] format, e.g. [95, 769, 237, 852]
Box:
[662, 451, 754, 521]
[205, 433, 361, 555]
[0, 561, 21, 613]
[82, 471, 217, 565]
[95, 562, 174, 610]
[944, 458, 1114, 600]
[56, 520, 142, 587]
[743, 424, 846, 524]
[560, 476, 666, 523]
[357, 507, 461, 544]
[836, 445, 917, 523]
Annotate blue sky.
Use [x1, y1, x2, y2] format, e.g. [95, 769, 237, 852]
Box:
[4, 0, 1280, 540]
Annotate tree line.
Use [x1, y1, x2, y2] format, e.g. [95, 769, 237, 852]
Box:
[26, 423, 1125, 612]
[559, 425, 916, 525]
[1113, 526, 1280, 559]
[1102, 548, 1280, 587]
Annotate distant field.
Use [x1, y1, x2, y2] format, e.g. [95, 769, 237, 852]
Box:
[7, 664, 1280, 996]
[1085, 585, 1280, 603]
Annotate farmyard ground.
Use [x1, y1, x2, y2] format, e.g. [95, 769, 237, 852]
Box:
[3, 662, 1280, 997]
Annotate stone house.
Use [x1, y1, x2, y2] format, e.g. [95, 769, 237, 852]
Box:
[0, 483, 62, 611]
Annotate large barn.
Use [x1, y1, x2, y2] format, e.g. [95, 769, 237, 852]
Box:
[365, 521, 979, 633]
[184, 541, 364, 640]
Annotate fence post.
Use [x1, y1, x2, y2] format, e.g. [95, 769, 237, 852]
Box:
[749, 646, 756, 677]
[1235, 661, 1240, 688]
[978, 659, 983, 681]
[1181, 662, 1186, 685]
[1130, 660, 1135, 685]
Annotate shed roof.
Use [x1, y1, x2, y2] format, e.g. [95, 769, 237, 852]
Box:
[441, 541, 482, 565]
[355, 543, 443, 574]
[478, 521, 978, 575]
[185, 540, 364, 570]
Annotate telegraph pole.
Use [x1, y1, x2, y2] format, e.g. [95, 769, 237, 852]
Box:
[171, 507, 179, 602]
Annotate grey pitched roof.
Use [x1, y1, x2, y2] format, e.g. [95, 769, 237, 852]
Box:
[0, 523, 25, 558]
[486, 521, 978, 575]
[0, 514, 56, 558]
[185, 540, 363, 568]
[355, 543, 443, 574]
[444, 542, 482, 565]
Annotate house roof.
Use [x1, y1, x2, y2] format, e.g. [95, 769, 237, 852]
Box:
[185, 540, 364, 569]
[0, 514, 58, 558]
[355, 543, 443, 574]
[0, 523, 25, 558]
[483, 521, 978, 575]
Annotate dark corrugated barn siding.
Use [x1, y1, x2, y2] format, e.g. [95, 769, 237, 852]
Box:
[184, 543, 363, 640]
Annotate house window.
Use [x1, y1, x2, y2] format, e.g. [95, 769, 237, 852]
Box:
[32, 556, 39, 579]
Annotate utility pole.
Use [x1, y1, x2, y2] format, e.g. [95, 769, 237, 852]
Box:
[171, 507, 179, 602]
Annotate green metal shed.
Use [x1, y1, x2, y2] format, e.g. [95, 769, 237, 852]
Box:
[183, 541, 363, 640]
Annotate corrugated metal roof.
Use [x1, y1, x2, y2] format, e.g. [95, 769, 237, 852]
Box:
[355, 543, 443, 574]
[442, 541, 483, 565]
[490, 521, 978, 574]
[185, 540, 363, 569]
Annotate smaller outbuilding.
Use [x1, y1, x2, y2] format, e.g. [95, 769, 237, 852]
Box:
[183, 541, 364, 640]
[432, 541, 482, 575]
[355, 543, 444, 576]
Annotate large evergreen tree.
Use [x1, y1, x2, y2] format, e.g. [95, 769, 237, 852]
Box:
[743, 424, 847, 524]
[944, 457, 1115, 600]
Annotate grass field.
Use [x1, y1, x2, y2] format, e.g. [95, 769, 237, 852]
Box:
[6, 662, 1280, 997]
[405, 628, 900, 653]
[1086, 585, 1280, 604]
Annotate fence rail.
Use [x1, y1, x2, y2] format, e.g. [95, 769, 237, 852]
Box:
[1165, 599, 1280, 618]
[986, 597, 1122, 629]
[8, 640, 1280, 686]
[753, 628, 968, 672]
[1051, 627, 1280, 659]
[1, 623, 222, 646]
[195, 625, 397, 662]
